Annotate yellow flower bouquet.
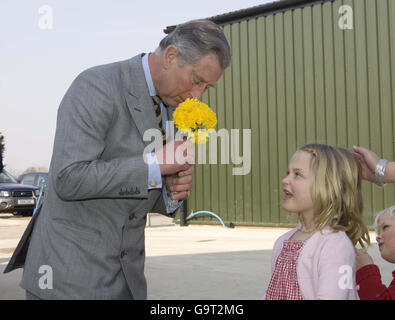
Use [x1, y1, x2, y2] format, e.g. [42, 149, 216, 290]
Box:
[173, 98, 217, 144]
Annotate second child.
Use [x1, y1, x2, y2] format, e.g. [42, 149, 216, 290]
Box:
[356, 206, 395, 300]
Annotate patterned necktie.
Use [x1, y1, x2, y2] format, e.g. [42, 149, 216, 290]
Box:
[152, 95, 167, 145]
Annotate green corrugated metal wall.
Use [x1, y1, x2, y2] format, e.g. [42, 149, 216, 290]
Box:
[185, 0, 395, 227]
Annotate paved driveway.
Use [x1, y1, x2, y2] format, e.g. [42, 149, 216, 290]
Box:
[0, 214, 392, 300]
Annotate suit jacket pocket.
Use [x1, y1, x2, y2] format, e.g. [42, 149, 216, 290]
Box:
[51, 218, 103, 244]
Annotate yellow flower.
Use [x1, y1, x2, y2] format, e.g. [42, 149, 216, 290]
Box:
[173, 98, 217, 144]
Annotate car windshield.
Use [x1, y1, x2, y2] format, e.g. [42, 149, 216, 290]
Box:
[0, 171, 18, 184]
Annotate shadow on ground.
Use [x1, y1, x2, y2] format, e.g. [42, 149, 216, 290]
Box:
[0, 250, 271, 300]
[2, 247, 394, 300]
[146, 250, 271, 300]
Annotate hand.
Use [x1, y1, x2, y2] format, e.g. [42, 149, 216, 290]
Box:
[355, 248, 374, 271]
[352, 146, 380, 182]
[156, 139, 195, 176]
[165, 165, 194, 201]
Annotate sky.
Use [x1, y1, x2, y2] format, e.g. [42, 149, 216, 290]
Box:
[0, 0, 273, 176]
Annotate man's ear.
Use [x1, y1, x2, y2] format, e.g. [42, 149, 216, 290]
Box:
[163, 45, 179, 69]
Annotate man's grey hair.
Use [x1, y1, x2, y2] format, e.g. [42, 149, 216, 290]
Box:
[156, 19, 231, 70]
[374, 205, 395, 234]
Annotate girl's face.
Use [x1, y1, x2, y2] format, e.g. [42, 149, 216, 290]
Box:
[282, 150, 314, 217]
[376, 212, 395, 263]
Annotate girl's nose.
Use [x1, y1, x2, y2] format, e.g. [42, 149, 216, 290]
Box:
[282, 175, 290, 186]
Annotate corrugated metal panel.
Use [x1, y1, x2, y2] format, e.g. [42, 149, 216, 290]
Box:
[164, 0, 327, 33]
[186, 0, 395, 227]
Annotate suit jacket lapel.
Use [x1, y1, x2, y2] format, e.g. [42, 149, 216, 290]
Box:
[124, 54, 160, 146]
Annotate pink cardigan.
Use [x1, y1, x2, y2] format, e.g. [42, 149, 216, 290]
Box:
[265, 227, 359, 300]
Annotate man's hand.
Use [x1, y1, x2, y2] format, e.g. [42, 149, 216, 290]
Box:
[156, 139, 195, 176]
[165, 165, 194, 201]
[355, 249, 374, 271]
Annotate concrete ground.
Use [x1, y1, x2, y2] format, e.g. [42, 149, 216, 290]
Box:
[0, 213, 393, 300]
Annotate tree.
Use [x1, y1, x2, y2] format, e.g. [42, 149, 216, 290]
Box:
[0, 132, 4, 172]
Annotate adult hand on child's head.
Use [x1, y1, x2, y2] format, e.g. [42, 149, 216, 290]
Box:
[352, 146, 379, 182]
[355, 248, 374, 271]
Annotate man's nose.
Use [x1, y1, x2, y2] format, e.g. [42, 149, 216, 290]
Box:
[190, 85, 206, 100]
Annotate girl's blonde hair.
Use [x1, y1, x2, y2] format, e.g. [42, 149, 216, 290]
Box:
[374, 205, 395, 234]
[298, 143, 370, 249]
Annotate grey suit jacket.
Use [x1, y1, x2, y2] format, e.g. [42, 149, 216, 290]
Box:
[6, 54, 175, 299]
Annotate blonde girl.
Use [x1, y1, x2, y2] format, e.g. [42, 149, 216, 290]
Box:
[265, 143, 370, 300]
[356, 206, 395, 299]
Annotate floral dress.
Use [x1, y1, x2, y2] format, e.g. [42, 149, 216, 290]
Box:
[265, 238, 306, 300]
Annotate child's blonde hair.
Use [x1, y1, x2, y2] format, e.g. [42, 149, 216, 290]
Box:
[374, 205, 395, 234]
[298, 143, 370, 249]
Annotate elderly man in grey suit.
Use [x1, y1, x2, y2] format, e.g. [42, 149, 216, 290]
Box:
[4, 19, 231, 299]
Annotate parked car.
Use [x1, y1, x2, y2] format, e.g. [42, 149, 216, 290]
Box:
[18, 172, 48, 190]
[0, 170, 40, 216]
